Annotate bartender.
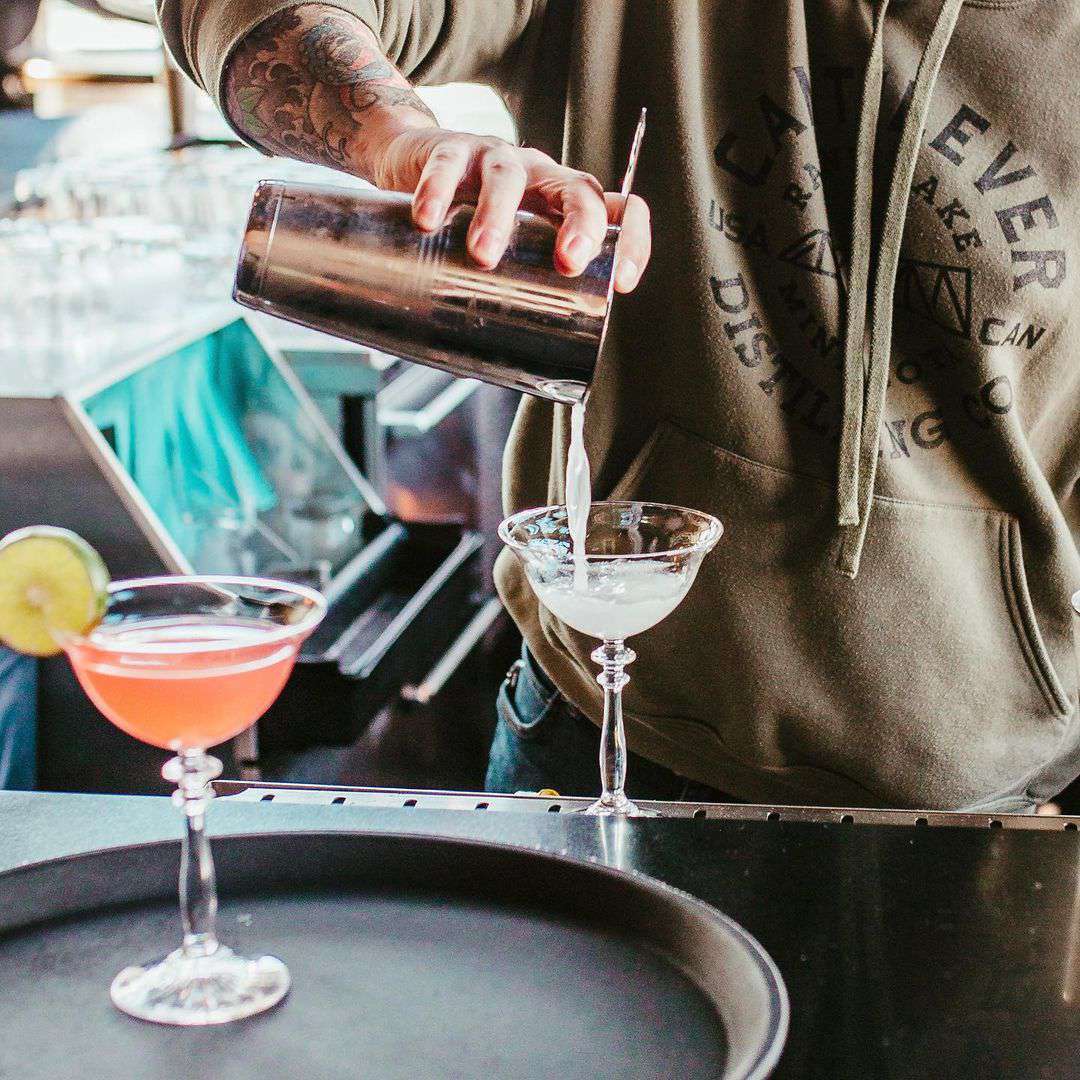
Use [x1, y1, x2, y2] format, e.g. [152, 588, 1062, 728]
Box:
[159, 1, 1079, 812]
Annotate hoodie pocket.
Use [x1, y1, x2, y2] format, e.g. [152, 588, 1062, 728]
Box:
[603, 419, 1071, 808]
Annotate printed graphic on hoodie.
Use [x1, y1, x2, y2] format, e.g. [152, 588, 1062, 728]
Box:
[705, 65, 1066, 465]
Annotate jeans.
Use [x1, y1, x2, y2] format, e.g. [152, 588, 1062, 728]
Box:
[485, 647, 731, 802]
[0, 647, 35, 790]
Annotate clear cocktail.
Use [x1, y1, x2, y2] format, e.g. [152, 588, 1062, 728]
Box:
[500, 501, 722, 816]
[530, 559, 692, 641]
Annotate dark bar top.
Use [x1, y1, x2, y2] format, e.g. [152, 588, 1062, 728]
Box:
[3, 790, 1079, 1079]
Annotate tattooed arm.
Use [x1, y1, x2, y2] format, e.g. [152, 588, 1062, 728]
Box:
[223, 4, 650, 285]
[224, 7, 436, 179]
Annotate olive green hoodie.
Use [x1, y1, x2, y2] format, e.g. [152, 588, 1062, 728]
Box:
[161, 0, 1080, 810]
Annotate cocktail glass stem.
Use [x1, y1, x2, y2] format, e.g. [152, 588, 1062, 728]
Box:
[165, 750, 223, 960]
[108, 749, 291, 1025]
[596, 639, 632, 810]
[583, 640, 656, 817]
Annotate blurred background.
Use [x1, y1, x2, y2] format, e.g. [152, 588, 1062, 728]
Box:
[0, 0, 524, 796]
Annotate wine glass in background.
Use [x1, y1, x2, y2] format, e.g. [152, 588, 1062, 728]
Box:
[60, 575, 325, 1025]
[500, 501, 722, 816]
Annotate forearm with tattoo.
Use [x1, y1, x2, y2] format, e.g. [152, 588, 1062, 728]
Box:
[224, 5, 437, 178]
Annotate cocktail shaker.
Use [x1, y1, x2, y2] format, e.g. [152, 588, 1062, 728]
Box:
[233, 111, 646, 405]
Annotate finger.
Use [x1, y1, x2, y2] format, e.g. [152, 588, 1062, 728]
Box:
[607, 192, 651, 292]
[467, 149, 528, 268]
[411, 141, 471, 230]
[550, 173, 608, 276]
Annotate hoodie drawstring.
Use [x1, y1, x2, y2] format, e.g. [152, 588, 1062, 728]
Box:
[836, 0, 966, 577]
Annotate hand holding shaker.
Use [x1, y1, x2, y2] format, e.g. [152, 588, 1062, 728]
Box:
[233, 111, 646, 405]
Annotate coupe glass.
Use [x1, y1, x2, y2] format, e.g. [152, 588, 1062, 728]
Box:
[59, 576, 326, 1025]
[500, 501, 722, 816]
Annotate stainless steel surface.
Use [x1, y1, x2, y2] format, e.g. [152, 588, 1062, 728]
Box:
[377, 372, 480, 435]
[400, 595, 504, 704]
[337, 531, 482, 679]
[233, 111, 647, 405]
[310, 522, 407, 642]
[234, 184, 604, 404]
[211, 781, 1080, 830]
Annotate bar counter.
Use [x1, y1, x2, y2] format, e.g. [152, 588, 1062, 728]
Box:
[3, 788, 1079, 1078]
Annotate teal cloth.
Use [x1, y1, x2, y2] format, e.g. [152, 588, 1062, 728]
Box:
[84, 320, 282, 558]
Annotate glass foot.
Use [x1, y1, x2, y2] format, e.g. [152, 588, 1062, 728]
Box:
[581, 793, 660, 817]
[110, 944, 290, 1026]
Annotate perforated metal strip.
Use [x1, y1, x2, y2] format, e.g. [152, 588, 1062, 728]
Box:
[212, 782, 1078, 831]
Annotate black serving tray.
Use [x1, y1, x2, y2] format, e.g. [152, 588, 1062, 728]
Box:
[0, 831, 787, 1080]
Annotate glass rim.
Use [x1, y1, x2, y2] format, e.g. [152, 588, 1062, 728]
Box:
[498, 501, 724, 561]
[63, 574, 328, 654]
[1073, 589, 1080, 616]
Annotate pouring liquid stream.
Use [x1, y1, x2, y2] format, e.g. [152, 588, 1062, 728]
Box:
[558, 400, 693, 636]
[566, 401, 591, 593]
[558, 110, 647, 600]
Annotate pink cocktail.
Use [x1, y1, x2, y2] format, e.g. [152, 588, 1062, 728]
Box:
[60, 576, 326, 1026]
[67, 619, 302, 750]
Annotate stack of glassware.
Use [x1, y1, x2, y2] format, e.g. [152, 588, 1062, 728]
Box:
[1, 145, 367, 391]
